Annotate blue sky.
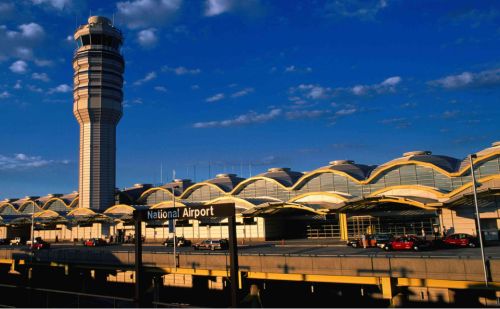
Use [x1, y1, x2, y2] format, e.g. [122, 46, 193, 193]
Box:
[0, 0, 499, 199]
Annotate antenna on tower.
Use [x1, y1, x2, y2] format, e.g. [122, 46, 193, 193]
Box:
[172, 169, 176, 181]
[160, 162, 163, 184]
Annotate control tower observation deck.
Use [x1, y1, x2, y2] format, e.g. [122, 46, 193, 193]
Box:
[72, 16, 124, 211]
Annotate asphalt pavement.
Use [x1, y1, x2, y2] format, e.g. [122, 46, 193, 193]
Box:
[4, 239, 500, 258]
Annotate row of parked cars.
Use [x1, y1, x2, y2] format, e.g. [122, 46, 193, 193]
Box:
[163, 237, 229, 250]
[347, 233, 480, 251]
[0, 237, 51, 250]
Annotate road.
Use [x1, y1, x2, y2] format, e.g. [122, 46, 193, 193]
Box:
[3, 241, 500, 258]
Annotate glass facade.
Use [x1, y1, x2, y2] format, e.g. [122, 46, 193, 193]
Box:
[138, 154, 500, 207]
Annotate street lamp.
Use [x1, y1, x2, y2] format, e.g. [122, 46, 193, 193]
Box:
[469, 153, 489, 287]
[31, 203, 35, 248]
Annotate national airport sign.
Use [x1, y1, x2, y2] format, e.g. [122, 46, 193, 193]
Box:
[135, 203, 235, 222]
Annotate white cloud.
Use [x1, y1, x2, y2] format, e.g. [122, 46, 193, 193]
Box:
[291, 84, 332, 100]
[137, 28, 157, 47]
[31, 0, 71, 10]
[191, 85, 200, 90]
[28, 85, 43, 92]
[335, 108, 357, 116]
[284, 65, 312, 73]
[34, 59, 53, 67]
[325, 0, 388, 20]
[205, 0, 232, 16]
[193, 108, 282, 128]
[49, 84, 71, 93]
[350, 76, 402, 95]
[32, 72, 50, 82]
[231, 87, 254, 98]
[116, 0, 182, 29]
[429, 68, 500, 89]
[18, 23, 44, 39]
[154, 86, 167, 92]
[14, 80, 22, 89]
[134, 71, 157, 85]
[9, 60, 28, 74]
[162, 65, 201, 75]
[0, 153, 69, 170]
[204, 0, 261, 17]
[380, 117, 411, 129]
[285, 110, 330, 119]
[0, 91, 10, 99]
[206, 93, 225, 102]
[0, 24, 44, 61]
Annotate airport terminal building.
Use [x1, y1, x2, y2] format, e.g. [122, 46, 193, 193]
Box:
[1, 17, 499, 244]
[1, 142, 499, 243]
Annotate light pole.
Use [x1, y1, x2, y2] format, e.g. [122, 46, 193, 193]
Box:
[171, 170, 178, 270]
[31, 203, 35, 247]
[172, 184, 177, 270]
[469, 153, 489, 287]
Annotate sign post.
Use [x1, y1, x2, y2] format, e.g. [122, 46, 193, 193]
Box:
[133, 210, 143, 308]
[133, 203, 238, 307]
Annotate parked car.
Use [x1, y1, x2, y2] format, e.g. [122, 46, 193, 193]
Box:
[442, 233, 479, 248]
[83, 238, 108, 247]
[383, 235, 431, 251]
[10, 237, 26, 246]
[347, 233, 393, 248]
[192, 239, 228, 250]
[0, 238, 11, 245]
[163, 236, 192, 247]
[31, 237, 50, 250]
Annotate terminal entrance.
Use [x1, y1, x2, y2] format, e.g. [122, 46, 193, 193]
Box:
[347, 210, 438, 238]
[306, 214, 341, 239]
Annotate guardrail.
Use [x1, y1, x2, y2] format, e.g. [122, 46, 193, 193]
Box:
[2, 248, 499, 283]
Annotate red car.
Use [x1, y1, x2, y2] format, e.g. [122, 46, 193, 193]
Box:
[83, 238, 108, 247]
[442, 233, 478, 248]
[383, 236, 431, 251]
[31, 238, 50, 250]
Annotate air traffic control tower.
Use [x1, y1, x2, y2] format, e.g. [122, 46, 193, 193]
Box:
[73, 16, 124, 211]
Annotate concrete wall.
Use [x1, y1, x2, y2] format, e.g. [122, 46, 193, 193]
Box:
[440, 202, 500, 240]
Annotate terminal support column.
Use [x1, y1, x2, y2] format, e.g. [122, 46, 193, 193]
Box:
[339, 213, 348, 240]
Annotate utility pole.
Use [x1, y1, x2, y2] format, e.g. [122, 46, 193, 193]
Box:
[172, 170, 177, 270]
[469, 154, 489, 286]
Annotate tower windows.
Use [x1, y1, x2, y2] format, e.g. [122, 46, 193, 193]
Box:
[77, 34, 121, 50]
[81, 35, 90, 46]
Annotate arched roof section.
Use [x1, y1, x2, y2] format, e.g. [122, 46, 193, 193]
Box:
[368, 175, 500, 201]
[0, 203, 19, 215]
[180, 182, 227, 199]
[242, 202, 329, 217]
[42, 197, 70, 210]
[231, 176, 291, 195]
[338, 196, 439, 212]
[204, 196, 258, 210]
[69, 197, 79, 208]
[204, 173, 245, 192]
[369, 185, 447, 201]
[257, 168, 303, 187]
[475, 141, 500, 158]
[288, 192, 350, 204]
[316, 160, 374, 181]
[34, 209, 60, 219]
[67, 207, 97, 217]
[138, 187, 177, 203]
[18, 201, 43, 213]
[103, 204, 137, 215]
[150, 200, 195, 209]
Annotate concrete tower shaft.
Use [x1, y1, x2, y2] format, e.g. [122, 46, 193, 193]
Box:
[73, 16, 124, 211]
